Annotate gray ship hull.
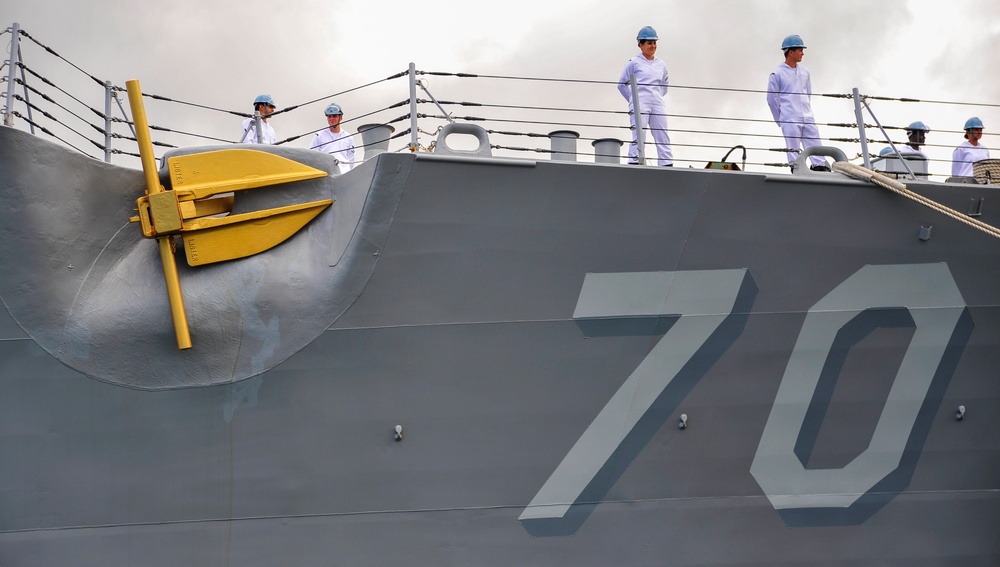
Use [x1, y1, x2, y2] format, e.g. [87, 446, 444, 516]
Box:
[0, 126, 998, 565]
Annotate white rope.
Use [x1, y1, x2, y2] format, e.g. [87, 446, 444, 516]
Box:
[832, 161, 1000, 240]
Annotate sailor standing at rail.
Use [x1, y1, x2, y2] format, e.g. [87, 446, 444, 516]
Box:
[309, 103, 356, 174]
[951, 117, 990, 178]
[901, 121, 930, 158]
[240, 94, 277, 144]
[767, 35, 828, 171]
[880, 121, 929, 158]
[617, 26, 672, 166]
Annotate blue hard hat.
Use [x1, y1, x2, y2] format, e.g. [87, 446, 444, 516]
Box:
[781, 34, 806, 50]
[324, 103, 344, 116]
[253, 94, 276, 107]
[879, 147, 894, 156]
[905, 121, 930, 133]
[637, 26, 658, 41]
[964, 117, 984, 130]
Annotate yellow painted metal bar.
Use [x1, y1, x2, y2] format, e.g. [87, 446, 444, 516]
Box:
[125, 80, 162, 197]
[126, 79, 192, 350]
[178, 195, 234, 220]
[181, 199, 332, 231]
[158, 238, 191, 348]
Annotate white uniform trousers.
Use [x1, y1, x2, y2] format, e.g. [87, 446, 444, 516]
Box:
[628, 104, 672, 166]
[779, 121, 825, 167]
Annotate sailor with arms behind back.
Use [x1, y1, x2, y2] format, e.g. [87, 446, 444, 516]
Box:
[617, 25, 673, 166]
[767, 35, 827, 171]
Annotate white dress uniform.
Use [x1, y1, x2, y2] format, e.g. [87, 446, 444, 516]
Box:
[618, 54, 672, 165]
[240, 117, 277, 145]
[951, 141, 990, 177]
[767, 62, 824, 167]
[310, 128, 356, 174]
[881, 145, 927, 159]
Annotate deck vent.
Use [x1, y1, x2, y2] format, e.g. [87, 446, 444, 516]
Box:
[549, 130, 580, 162]
[357, 123, 395, 158]
[592, 138, 623, 164]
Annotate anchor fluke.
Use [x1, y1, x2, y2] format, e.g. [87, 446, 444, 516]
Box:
[167, 148, 328, 200]
[181, 201, 331, 266]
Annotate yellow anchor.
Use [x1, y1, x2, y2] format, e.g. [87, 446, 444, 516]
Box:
[125, 80, 331, 349]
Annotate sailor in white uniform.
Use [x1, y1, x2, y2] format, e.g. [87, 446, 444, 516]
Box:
[952, 117, 990, 178]
[309, 103, 356, 174]
[240, 94, 277, 144]
[901, 121, 929, 157]
[617, 25, 672, 166]
[880, 121, 929, 158]
[767, 35, 826, 170]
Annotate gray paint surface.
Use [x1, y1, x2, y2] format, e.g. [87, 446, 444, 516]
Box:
[0, 129, 411, 388]
[751, 263, 969, 510]
[0, 128, 998, 565]
[521, 269, 753, 530]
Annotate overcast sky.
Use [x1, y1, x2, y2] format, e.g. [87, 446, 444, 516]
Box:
[3, 0, 998, 178]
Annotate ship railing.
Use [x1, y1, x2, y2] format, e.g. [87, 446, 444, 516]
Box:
[2, 22, 997, 182]
[401, 68, 999, 182]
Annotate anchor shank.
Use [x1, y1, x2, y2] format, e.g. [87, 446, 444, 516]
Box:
[126, 81, 163, 196]
[158, 237, 192, 349]
[126, 79, 192, 350]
